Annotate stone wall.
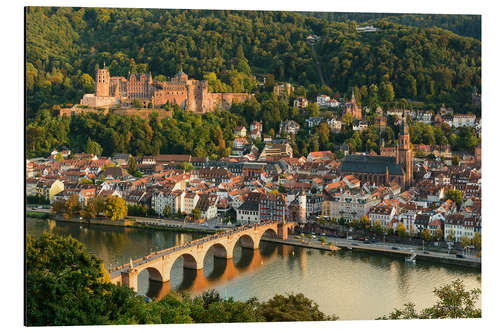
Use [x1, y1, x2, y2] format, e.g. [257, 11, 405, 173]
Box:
[60, 106, 172, 120]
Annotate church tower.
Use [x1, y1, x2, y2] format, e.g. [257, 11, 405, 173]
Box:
[95, 65, 110, 97]
[397, 117, 413, 188]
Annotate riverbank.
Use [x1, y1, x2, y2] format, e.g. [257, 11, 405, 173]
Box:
[26, 211, 52, 219]
[261, 236, 340, 252]
[50, 215, 217, 235]
[262, 236, 481, 269]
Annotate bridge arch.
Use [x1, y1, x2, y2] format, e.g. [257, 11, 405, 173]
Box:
[138, 266, 164, 282]
[173, 252, 200, 270]
[209, 243, 229, 259]
[261, 227, 278, 240]
[237, 234, 257, 249]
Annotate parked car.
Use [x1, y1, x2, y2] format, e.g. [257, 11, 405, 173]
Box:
[423, 251, 430, 254]
[456, 254, 464, 258]
[359, 237, 365, 241]
[370, 239, 377, 243]
[392, 246, 399, 250]
[321, 233, 326, 236]
[363, 240, 370, 244]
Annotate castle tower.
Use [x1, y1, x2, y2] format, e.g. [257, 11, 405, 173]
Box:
[96, 66, 110, 97]
[397, 117, 413, 188]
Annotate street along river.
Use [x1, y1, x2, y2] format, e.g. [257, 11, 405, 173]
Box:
[27, 218, 481, 320]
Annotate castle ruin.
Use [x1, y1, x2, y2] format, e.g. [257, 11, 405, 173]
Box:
[80, 66, 251, 113]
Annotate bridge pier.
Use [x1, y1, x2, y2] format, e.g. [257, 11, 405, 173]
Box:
[121, 270, 139, 292]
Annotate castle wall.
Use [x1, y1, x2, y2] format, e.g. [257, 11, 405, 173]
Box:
[80, 94, 119, 108]
[84, 68, 251, 114]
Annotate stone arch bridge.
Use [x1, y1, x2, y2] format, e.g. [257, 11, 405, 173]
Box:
[108, 221, 296, 291]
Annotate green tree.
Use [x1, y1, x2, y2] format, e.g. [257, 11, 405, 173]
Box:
[460, 235, 471, 248]
[82, 197, 100, 220]
[78, 73, 94, 92]
[360, 215, 371, 231]
[127, 156, 140, 177]
[256, 293, 338, 321]
[26, 233, 113, 326]
[85, 137, 103, 156]
[374, 220, 383, 235]
[103, 196, 127, 221]
[64, 194, 81, 218]
[55, 152, 64, 162]
[51, 199, 66, 215]
[132, 99, 142, 108]
[435, 226, 443, 241]
[378, 279, 481, 319]
[163, 205, 171, 217]
[192, 208, 201, 220]
[446, 230, 455, 242]
[472, 232, 481, 250]
[181, 162, 193, 172]
[397, 222, 407, 238]
[423, 229, 432, 241]
[445, 189, 463, 207]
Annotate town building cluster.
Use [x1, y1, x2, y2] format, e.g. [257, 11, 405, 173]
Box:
[30, 75, 482, 243]
[27, 113, 481, 242]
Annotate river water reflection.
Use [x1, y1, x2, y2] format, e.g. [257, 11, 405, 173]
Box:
[27, 218, 481, 320]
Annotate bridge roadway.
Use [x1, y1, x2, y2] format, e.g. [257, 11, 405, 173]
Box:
[108, 220, 295, 291]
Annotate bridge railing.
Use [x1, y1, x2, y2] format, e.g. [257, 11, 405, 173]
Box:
[108, 220, 283, 273]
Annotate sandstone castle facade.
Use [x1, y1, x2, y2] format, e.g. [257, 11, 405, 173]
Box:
[80, 66, 251, 113]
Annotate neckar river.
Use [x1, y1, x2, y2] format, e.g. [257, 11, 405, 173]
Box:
[27, 218, 481, 320]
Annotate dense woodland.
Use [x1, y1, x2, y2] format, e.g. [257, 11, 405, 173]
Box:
[26, 7, 481, 158]
[302, 12, 481, 40]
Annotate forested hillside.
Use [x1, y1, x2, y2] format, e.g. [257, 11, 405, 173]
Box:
[26, 7, 480, 116]
[25, 7, 481, 159]
[302, 12, 481, 40]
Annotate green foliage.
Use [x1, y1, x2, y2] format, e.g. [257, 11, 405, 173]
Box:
[128, 204, 156, 218]
[54, 194, 127, 221]
[472, 232, 481, 250]
[26, 233, 114, 325]
[445, 189, 463, 207]
[103, 196, 128, 221]
[378, 279, 481, 319]
[27, 194, 50, 205]
[423, 228, 432, 241]
[305, 12, 481, 40]
[85, 137, 103, 156]
[397, 222, 407, 238]
[162, 205, 171, 217]
[192, 208, 201, 220]
[127, 156, 140, 177]
[25, 8, 480, 122]
[256, 293, 338, 321]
